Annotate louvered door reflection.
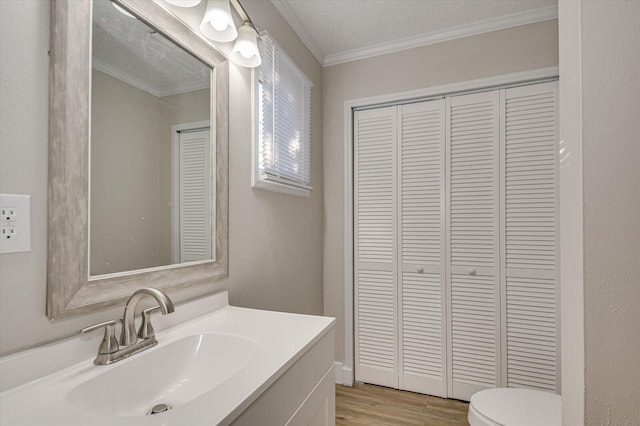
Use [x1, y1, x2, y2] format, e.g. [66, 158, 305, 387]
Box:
[501, 81, 559, 392]
[354, 106, 398, 388]
[398, 100, 447, 396]
[447, 91, 500, 400]
[179, 129, 211, 262]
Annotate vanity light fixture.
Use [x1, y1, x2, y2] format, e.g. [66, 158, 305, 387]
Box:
[229, 22, 261, 67]
[200, 0, 238, 42]
[167, 0, 261, 68]
[228, 0, 262, 68]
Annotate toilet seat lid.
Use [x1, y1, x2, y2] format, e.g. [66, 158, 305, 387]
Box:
[469, 388, 561, 426]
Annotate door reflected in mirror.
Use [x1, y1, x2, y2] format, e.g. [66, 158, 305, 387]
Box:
[90, 0, 214, 276]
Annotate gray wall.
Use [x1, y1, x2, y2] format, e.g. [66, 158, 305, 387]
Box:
[91, 70, 163, 275]
[560, 1, 640, 423]
[580, 1, 640, 424]
[0, 0, 323, 355]
[322, 20, 559, 366]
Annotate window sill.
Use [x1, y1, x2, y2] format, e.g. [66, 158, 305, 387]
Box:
[252, 179, 311, 198]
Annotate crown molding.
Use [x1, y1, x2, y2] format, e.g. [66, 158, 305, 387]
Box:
[324, 5, 557, 66]
[92, 59, 209, 97]
[318, 5, 557, 67]
[270, 0, 326, 66]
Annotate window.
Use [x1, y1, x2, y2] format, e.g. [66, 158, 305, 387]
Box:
[253, 31, 313, 197]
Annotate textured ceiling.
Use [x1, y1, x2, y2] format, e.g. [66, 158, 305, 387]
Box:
[92, 0, 210, 97]
[273, 0, 557, 65]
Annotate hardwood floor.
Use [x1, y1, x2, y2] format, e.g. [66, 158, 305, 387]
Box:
[335, 383, 469, 426]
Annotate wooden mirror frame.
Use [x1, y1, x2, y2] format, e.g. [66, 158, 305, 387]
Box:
[47, 0, 229, 319]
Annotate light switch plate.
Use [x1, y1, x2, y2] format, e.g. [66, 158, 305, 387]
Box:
[0, 194, 31, 254]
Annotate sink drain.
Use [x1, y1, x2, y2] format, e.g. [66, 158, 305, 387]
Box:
[148, 403, 171, 415]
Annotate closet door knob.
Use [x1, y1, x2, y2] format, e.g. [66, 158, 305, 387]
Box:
[467, 268, 476, 275]
[416, 267, 424, 274]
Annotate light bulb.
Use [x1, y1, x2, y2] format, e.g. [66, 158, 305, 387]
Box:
[235, 40, 254, 59]
[240, 46, 254, 59]
[211, 19, 228, 31]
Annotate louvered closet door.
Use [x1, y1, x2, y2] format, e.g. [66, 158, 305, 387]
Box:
[398, 100, 447, 396]
[354, 106, 398, 388]
[501, 81, 559, 392]
[447, 91, 501, 400]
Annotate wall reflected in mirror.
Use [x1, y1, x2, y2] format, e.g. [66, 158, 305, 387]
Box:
[90, 0, 214, 276]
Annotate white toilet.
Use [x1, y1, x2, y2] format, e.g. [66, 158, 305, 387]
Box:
[468, 388, 561, 426]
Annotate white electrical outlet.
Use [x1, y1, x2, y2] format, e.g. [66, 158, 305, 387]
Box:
[0, 194, 31, 254]
[1, 207, 16, 221]
[2, 226, 17, 239]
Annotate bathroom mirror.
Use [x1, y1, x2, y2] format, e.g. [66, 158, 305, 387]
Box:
[47, 0, 229, 319]
[90, 0, 213, 276]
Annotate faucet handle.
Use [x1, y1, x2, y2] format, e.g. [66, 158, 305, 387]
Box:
[138, 306, 161, 340]
[81, 320, 119, 355]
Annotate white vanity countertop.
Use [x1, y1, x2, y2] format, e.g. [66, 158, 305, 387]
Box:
[0, 304, 335, 425]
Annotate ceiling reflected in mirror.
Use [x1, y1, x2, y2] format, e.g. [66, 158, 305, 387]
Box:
[93, 0, 210, 97]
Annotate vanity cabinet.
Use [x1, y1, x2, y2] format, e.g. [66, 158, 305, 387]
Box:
[231, 329, 335, 426]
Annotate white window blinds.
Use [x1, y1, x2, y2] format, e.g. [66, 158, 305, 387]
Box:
[257, 32, 312, 192]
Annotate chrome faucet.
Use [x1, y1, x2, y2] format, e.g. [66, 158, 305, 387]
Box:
[81, 288, 175, 365]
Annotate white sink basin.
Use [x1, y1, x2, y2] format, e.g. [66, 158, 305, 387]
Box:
[66, 333, 256, 417]
[1, 296, 335, 426]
